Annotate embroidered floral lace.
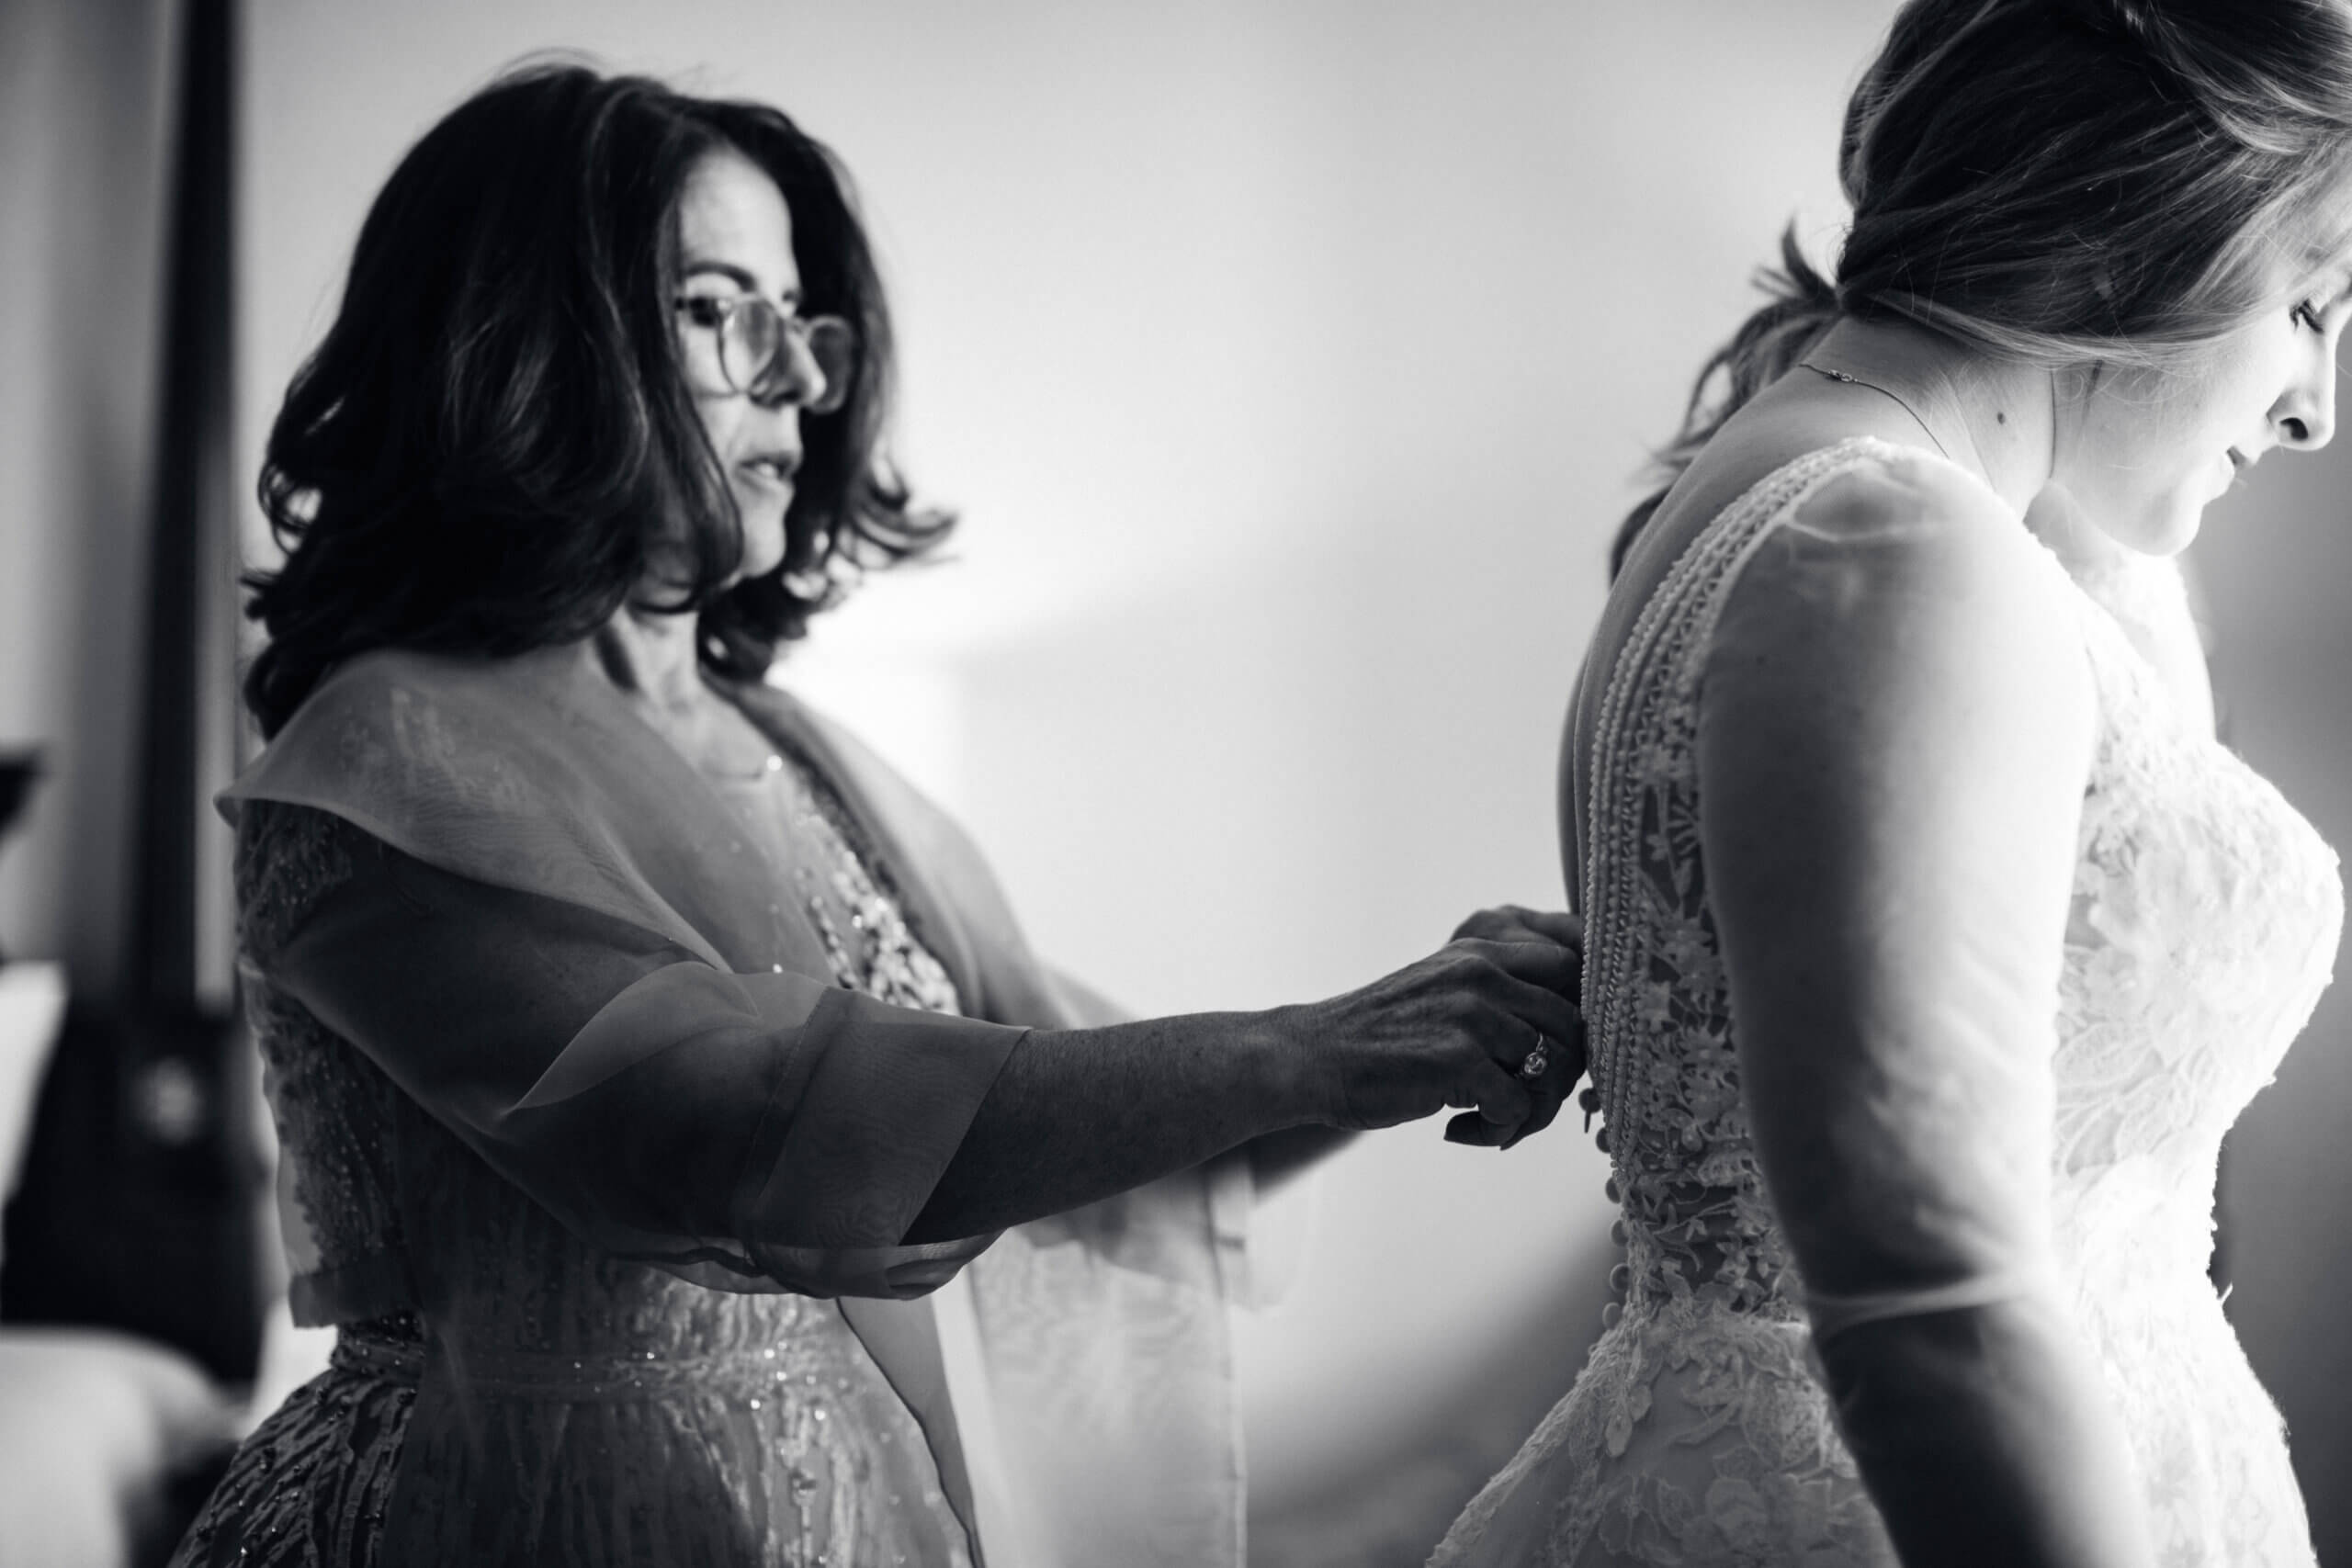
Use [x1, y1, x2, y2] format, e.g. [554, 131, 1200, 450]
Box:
[1432, 441, 2339, 1567]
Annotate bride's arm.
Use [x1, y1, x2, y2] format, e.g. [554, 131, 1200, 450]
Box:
[1696, 461, 2154, 1568]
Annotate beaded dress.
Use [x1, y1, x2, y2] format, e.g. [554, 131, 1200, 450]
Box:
[1431, 440, 2339, 1566]
[168, 647, 1252, 1568]
[175, 750, 971, 1566]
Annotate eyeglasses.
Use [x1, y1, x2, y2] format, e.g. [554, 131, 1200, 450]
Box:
[673, 293, 854, 412]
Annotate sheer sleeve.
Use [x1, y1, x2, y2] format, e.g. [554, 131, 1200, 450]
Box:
[254, 803, 1028, 1301]
[1696, 455, 2152, 1563]
[1699, 457, 2088, 1323]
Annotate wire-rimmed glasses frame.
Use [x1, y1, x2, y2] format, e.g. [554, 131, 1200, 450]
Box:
[673, 292, 854, 413]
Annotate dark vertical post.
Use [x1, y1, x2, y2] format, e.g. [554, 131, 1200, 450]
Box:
[0, 0, 263, 1391]
[134, 0, 233, 1014]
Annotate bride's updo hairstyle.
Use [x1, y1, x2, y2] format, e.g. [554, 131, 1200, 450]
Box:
[243, 64, 948, 738]
[1613, 0, 2352, 573]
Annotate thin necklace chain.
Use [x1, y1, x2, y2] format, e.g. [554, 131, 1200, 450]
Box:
[1796, 361, 1952, 461]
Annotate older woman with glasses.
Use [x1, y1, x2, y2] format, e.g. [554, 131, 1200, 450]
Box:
[167, 64, 1586, 1568]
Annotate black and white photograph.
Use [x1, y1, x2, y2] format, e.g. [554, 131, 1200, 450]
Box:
[3, 2, 2350, 1564]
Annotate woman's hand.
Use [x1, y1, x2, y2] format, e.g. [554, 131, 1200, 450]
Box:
[908, 908, 1586, 1242]
[1446, 906, 1590, 1146]
[1283, 906, 1586, 1149]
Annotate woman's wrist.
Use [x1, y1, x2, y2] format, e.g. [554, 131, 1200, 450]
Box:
[1245, 1002, 1335, 1130]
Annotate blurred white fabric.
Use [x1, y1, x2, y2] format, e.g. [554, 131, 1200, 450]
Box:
[0, 961, 241, 1568]
[0, 960, 67, 1227]
[0, 1327, 235, 1568]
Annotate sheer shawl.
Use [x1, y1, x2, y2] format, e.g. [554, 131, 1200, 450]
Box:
[220, 641, 1254, 1566]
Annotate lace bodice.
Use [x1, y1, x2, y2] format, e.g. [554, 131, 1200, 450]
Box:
[1435, 440, 2340, 1566]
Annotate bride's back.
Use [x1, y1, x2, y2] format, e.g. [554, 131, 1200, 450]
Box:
[1450, 0, 2352, 1559]
[1559, 380, 1935, 899]
[1460, 423, 2341, 1565]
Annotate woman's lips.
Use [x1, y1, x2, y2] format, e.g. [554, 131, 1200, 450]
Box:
[737, 453, 799, 492]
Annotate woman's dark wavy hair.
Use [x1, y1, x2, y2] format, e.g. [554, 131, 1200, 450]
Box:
[1612, 0, 2352, 576]
[243, 62, 948, 736]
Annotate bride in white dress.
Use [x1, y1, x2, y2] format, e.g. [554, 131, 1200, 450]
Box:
[1434, 1, 2347, 1563]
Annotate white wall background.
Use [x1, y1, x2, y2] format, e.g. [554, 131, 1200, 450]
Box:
[26, 0, 2300, 1559]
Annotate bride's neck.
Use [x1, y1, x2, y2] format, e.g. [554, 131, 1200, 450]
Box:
[1804, 317, 2054, 514]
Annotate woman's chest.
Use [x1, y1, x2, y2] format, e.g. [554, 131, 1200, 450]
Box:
[2052, 622, 2342, 1160]
[710, 752, 962, 1014]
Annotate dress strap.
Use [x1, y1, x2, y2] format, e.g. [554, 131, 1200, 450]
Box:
[1581, 437, 1896, 1142]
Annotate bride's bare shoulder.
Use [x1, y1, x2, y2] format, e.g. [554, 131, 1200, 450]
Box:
[1599, 437, 2064, 709]
[1784, 442, 2019, 548]
[1700, 439, 2068, 628]
[1709, 441, 2090, 745]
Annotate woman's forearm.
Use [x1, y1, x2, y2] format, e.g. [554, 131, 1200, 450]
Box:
[1244, 1124, 1357, 1194]
[1819, 1297, 2153, 1568]
[901, 1009, 1314, 1243]
[904, 931, 1581, 1244]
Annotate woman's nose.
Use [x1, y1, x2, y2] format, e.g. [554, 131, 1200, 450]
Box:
[2276, 347, 2339, 451]
[753, 330, 830, 410]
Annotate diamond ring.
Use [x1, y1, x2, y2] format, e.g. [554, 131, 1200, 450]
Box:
[1518, 1034, 1550, 1082]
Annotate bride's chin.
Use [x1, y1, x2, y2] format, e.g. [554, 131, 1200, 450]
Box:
[2147, 494, 2210, 558]
[2088, 488, 2206, 558]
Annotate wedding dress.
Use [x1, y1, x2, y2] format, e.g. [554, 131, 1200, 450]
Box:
[1432, 438, 2338, 1566]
